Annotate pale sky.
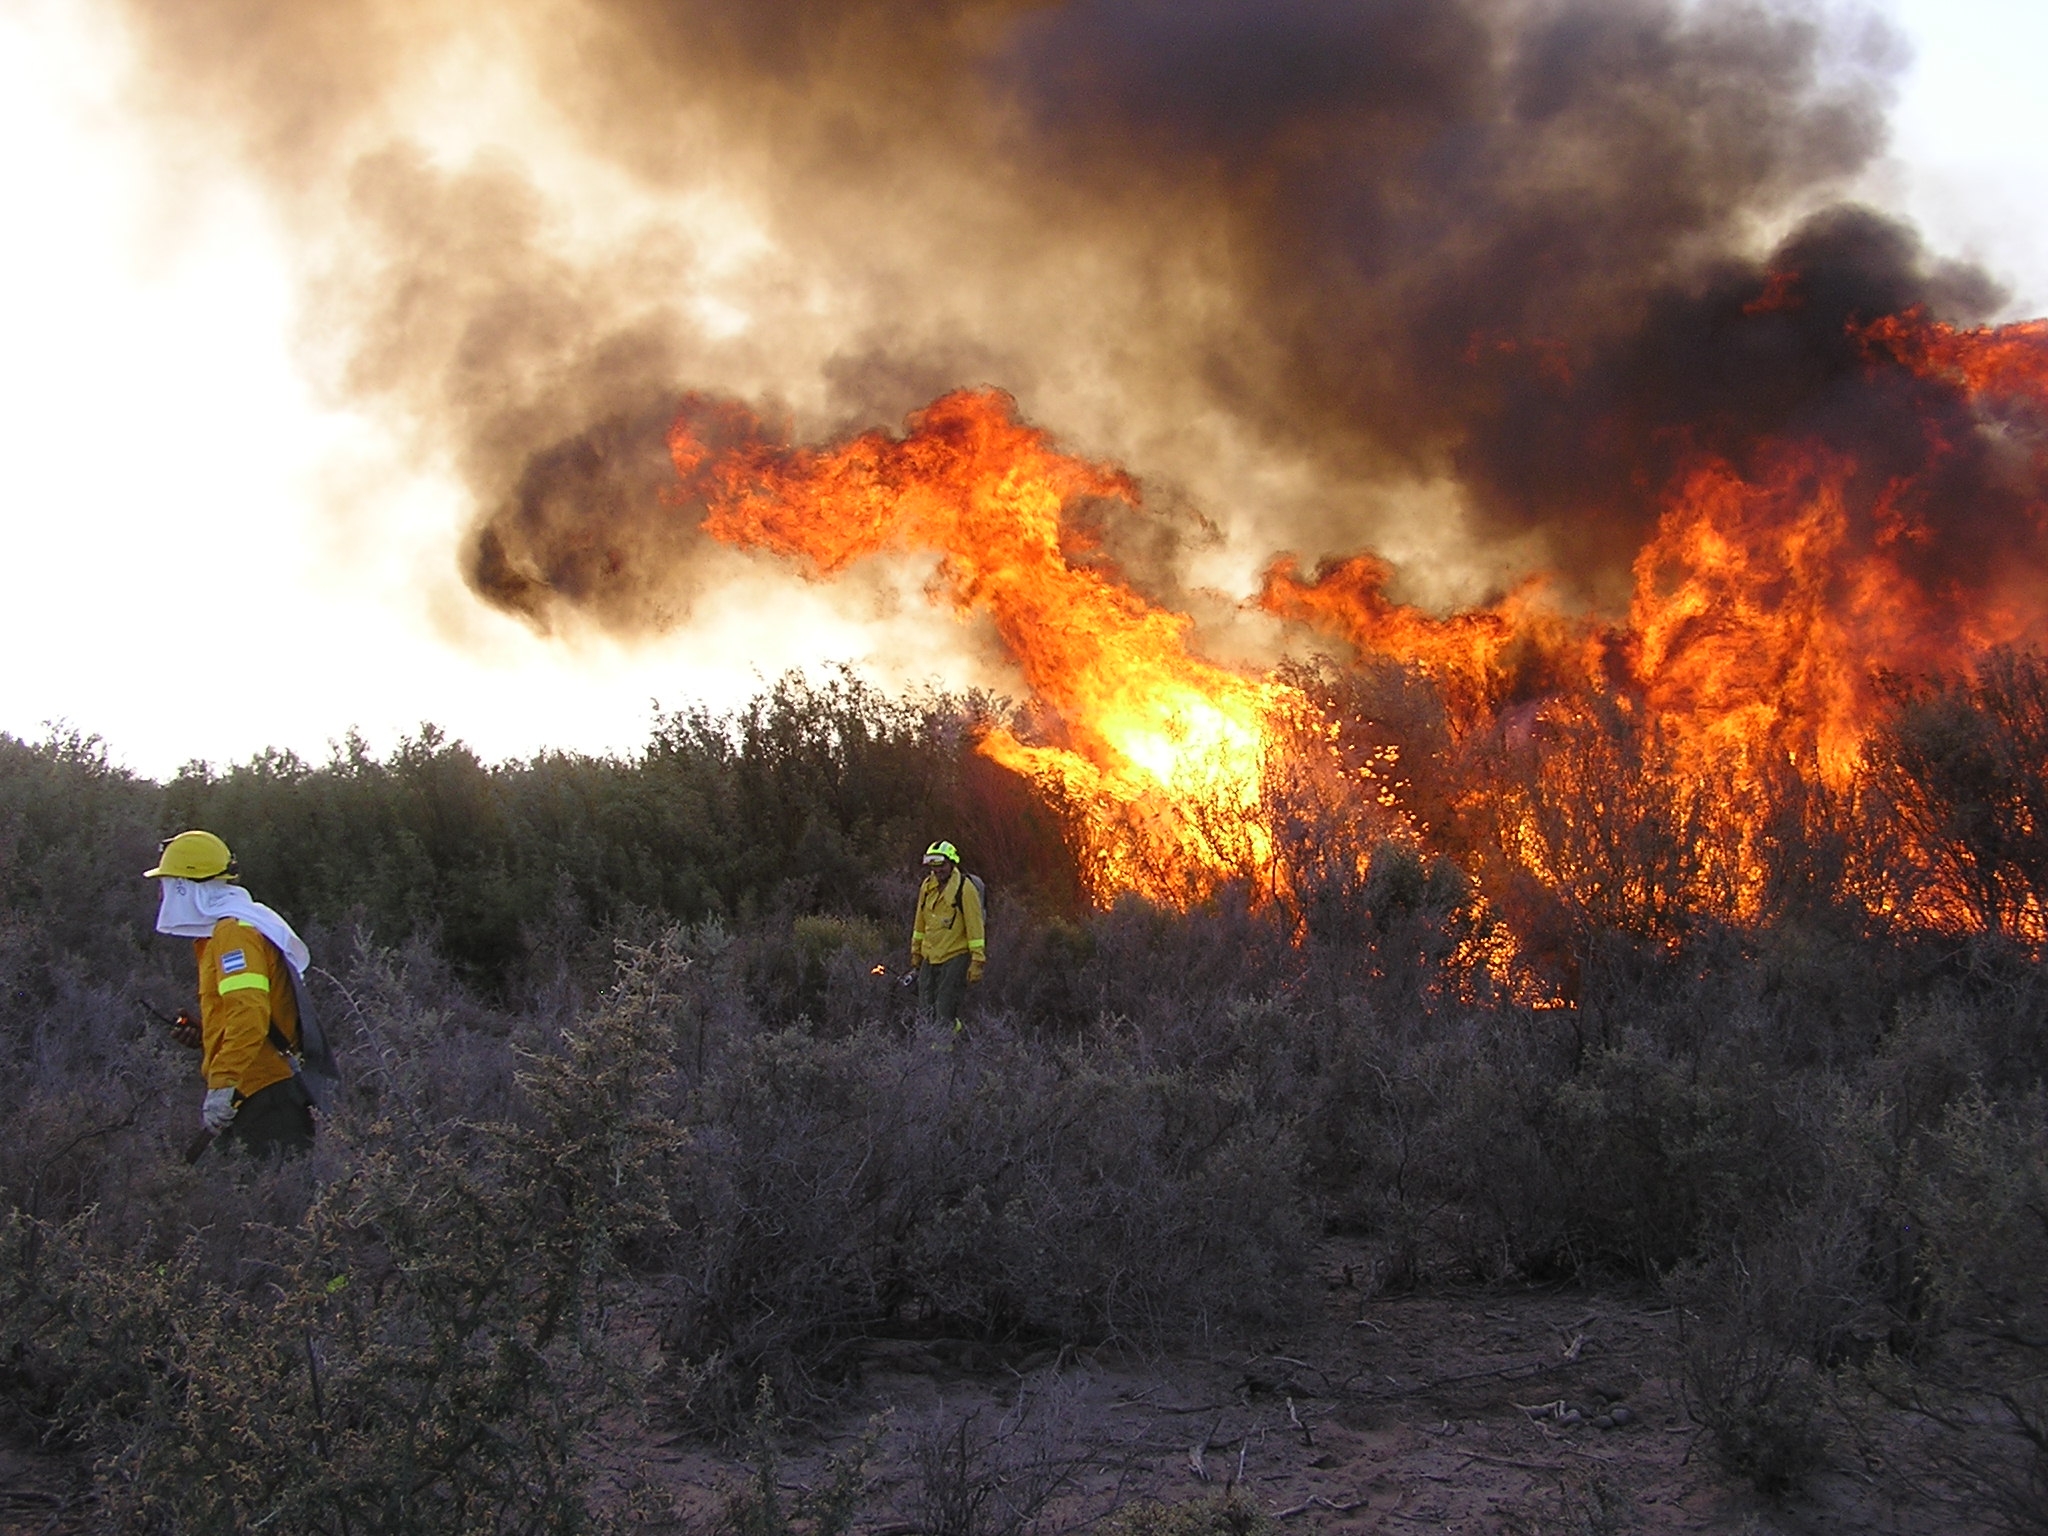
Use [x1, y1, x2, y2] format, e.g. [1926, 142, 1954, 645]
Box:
[0, 0, 2043, 779]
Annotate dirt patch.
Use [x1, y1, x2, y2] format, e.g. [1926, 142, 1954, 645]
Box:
[0, 1240, 1972, 1534]
[0, 1440, 89, 1534]
[595, 1242, 1966, 1534]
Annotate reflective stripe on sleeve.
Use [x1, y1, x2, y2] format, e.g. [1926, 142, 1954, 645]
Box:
[218, 972, 272, 995]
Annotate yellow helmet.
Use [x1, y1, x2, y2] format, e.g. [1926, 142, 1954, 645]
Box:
[923, 840, 960, 864]
[144, 830, 237, 881]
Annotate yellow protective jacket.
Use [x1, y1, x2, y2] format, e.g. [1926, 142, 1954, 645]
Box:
[911, 869, 985, 968]
[194, 918, 300, 1098]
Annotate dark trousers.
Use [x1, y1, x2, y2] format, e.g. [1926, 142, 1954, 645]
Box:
[917, 954, 972, 1027]
[223, 1076, 316, 1161]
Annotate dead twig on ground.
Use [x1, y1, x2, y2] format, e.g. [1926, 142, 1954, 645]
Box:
[1286, 1397, 1312, 1447]
[1273, 1494, 1368, 1519]
[1189, 1412, 1225, 1482]
[1464, 1451, 1570, 1473]
[1344, 1354, 1574, 1402]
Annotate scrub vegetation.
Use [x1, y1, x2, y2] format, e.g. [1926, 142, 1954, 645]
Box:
[1, 666, 2046, 1533]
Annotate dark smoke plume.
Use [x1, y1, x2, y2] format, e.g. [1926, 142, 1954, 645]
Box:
[114, 0, 2018, 636]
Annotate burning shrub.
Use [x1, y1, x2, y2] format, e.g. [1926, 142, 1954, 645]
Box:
[14, 658, 2048, 1528]
[1864, 649, 2048, 942]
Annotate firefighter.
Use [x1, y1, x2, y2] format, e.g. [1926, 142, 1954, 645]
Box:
[910, 840, 985, 1030]
[144, 830, 316, 1159]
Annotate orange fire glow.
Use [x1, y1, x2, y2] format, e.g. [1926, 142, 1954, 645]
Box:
[1860, 311, 2048, 401]
[1264, 308, 2048, 935]
[672, 389, 1298, 902]
[1259, 553, 1612, 738]
[675, 306, 2048, 948]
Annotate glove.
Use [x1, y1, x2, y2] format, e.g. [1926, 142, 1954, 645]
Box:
[201, 1086, 239, 1132]
[968, 957, 986, 984]
[171, 1010, 201, 1050]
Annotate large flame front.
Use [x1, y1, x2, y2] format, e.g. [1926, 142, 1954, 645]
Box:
[674, 306, 2048, 943]
[671, 390, 1295, 902]
[1266, 309, 2048, 933]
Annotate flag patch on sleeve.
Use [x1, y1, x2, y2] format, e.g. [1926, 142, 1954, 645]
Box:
[219, 950, 247, 975]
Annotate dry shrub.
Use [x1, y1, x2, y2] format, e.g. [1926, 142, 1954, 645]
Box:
[1663, 1093, 1900, 1498]
[740, 913, 894, 1035]
[1672, 1243, 1832, 1496]
[903, 1393, 1083, 1536]
[653, 1017, 1309, 1432]
[1541, 1041, 1808, 1277]
[1300, 1000, 1554, 1285]
[1861, 1089, 2048, 1534]
[1, 935, 688, 1534]
[15, 669, 2048, 1534]
[717, 1380, 876, 1536]
[1095, 1493, 1273, 1536]
[1301, 1004, 1825, 1289]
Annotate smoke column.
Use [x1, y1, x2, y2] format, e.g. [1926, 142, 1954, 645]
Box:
[111, 0, 2018, 643]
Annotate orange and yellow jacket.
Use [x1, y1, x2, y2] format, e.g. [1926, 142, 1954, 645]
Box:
[194, 918, 300, 1098]
[911, 868, 985, 968]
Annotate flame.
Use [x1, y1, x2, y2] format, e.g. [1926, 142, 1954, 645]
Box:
[671, 389, 1296, 902]
[1263, 306, 2048, 938]
[1627, 313, 2048, 789]
[1259, 553, 1613, 737]
[668, 305, 2048, 955]
[1860, 311, 2048, 401]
